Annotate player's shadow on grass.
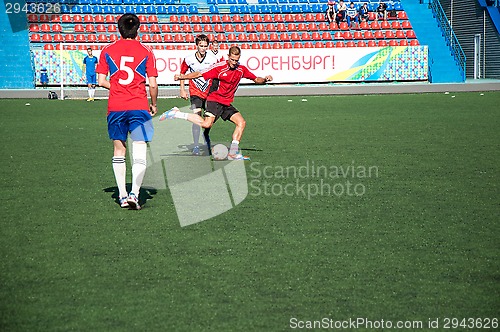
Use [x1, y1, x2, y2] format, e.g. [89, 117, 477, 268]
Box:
[103, 185, 157, 208]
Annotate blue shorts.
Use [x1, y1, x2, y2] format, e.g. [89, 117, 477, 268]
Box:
[107, 110, 154, 142]
[86, 74, 97, 85]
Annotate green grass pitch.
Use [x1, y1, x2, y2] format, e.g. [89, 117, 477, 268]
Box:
[1, 92, 499, 331]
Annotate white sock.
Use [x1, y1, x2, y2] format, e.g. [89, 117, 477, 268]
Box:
[229, 140, 239, 155]
[174, 111, 189, 120]
[131, 141, 147, 196]
[112, 156, 127, 198]
[88, 88, 92, 98]
[90, 88, 95, 98]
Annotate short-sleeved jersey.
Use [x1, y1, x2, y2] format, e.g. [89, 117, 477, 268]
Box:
[202, 61, 257, 106]
[96, 39, 158, 113]
[83, 56, 98, 75]
[180, 52, 218, 99]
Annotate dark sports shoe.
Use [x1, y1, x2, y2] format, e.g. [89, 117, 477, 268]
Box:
[126, 193, 141, 210]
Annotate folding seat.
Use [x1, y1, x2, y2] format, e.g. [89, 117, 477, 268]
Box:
[105, 14, 115, 23]
[75, 34, 86, 42]
[165, 44, 175, 50]
[266, 23, 276, 32]
[64, 34, 75, 42]
[399, 39, 408, 46]
[259, 33, 269, 42]
[240, 43, 250, 49]
[284, 14, 294, 22]
[248, 33, 259, 42]
[253, 14, 263, 22]
[321, 31, 331, 40]
[212, 15, 221, 23]
[402, 21, 412, 29]
[193, 24, 203, 32]
[343, 31, 353, 40]
[353, 31, 362, 39]
[314, 41, 324, 48]
[269, 32, 279, 41]
[293, 42, 303, 48]
[378, 40, 387, 47]
[176, 45, 187, 50]
[220, 43, 229, 50]
[201, 15, 211, 23]
[307, 22, 318, 31]
[305, 13, 314, 21]
[214, 24, 224, 32]
[186, 34, 195, 43]
[109, 34, 119, 42]
[41, 24, 51, 33]
[398, 11, 408, 20]
[139, 25, 149, 33]
[394, 29, 405, 40]
[357, 40, 366, 47]
[150, 24, 160, 33]
[346, 40, 356, 47]
[222, 14, 232, 22]
[98, 34, 109, 42]
[237, 34, 247, 41]
[405, 30, 416, 39]
[171, 24, 181, 33]
[225, 24, 235, 32]
[174, 34, 184, 42]
[52, 33, 63, 43]
[272, 42, 281, 49]
[74, 24, 85, 33]
[108, 24, 117, 32]
[329, 22, 337, 30]
[233, 15, 243, 22]
[325, 41, 334, 48]
[61, 15, 72, 23]
[28, 14, 38, 22]
[164, 34, 173, 42]
[235, 24, 245, 32]
[335, 41, 345, 47]
[381, 21, 391, 29]
[170, 15, 179, 23]
[189, 5, 199, 14]
[263, 14, 273, 22]
[182, 24, 192, 32]
[251, 43, 261, 49]
[392, 21, 401, 30]
[368, 12, 376, 21]
[385, 30, 395, 39]
[114, 5, 125, 14]
[297, 23, 307, 31]
[373, 30, 383, 39]
[180, 15, 189, 23]
[30, 33, 41, 42]
[262, 43, 271, 49]
[87, 34, 97, 42]
[227, 33, 237, 42]
[279, 32, 290, 41]
[294, 13, 305, 22]
[333, 31, 343, 39]
[96, 24, 106, 32]
[277, 23, 287, 31]
[303, 41, 313, 48]
[39, 14, 50, 23]
[359, 21, 369, 30]
[148, 15, 158, 23]
[301, 32, 311, 40]
[246, 23, 256, 32]
[203, 24, 213, 32]
[242, 14, 253, 23]
[274, 13, 284, 22]
[29, 24, 40, 33]
[318, 22, 329, 30]
[287, 23, 297, 31]
[339, 22, 349, 30]
[388, 40, 398, 46]
[255, 23, 265, 32]
[290, 32, 300, 40]
[363, 30, 374, 39]
[370, 21, 380, 30]
[367, 40, 376, 47]
[44, 44, 54, 50]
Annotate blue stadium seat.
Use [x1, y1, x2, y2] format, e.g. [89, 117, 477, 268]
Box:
[311, 4, 322, 12]
[227, 0, 237, 4]
[71, 5, 83, 13]
[280, 4, 291, 12]
[217, 0, 227, 4]
[60, 5, 71, 13]
[270, 4, 280, 12]
[81, 5, 92, 13]
[207, 0, 217, 4]
[110, 0, 122, 4]
[114, 5, 125, 13]
[102, 5, 113, 13]
[278, 0, 287, 3]
[258, 0, 267, 3]
[79, 0, 90, 4]
[178, 5, 188, 13]
[90, 0, 101, 4]
[142, 0, 154, 4]
[249, 4, 259, 12]
[237, 0, 247, 3]
[290, 4, 300, 12]
[168, 6, 177, 14]
[301, 4, 311, 12]
[135, 5, 146, 14]
[101, 0, 112, 4]
[189, 5, 198, 14]
[288, 0, 298, 3]
[230, 5, 239, 13]
[145, 5, 156, 13]
[93, 5, 104, 13]
[209, 5, 219, 13]
[239, 5, 250, 13]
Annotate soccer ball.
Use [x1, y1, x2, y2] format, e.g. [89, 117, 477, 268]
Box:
[212, 144, 228, 161]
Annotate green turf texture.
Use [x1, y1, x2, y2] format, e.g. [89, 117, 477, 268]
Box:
[1, 92, 499, 331]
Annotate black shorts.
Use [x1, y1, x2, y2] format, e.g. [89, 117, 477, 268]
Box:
[206, 101, 239, 122]
[190, 95, 205, 112]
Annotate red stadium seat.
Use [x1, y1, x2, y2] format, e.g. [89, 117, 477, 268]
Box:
[224, 24, 234, 32]
[357, 41, 367, 47]
[374, 30, 384, 39]
[269, 32, 279, 41]
[240, 43, 250, 49]
[385, 30, 395, 39]
[367, 40, 376, 47]
[227, 33, 237, 42]
[346, 41, 356, 47]
[174, 34, 184, 42]
[233, 15, 242, 22]
[44, 44, 54, 50]
[398, 11, 408, 20]
[274, 14, 284, 22]
[246, 24, 256, 32]
[84, 14, 93, 23]
[191, 16, 201, 23]
[272, 42, 281, 49]
[290, 32, 300, 40]
[243, 14, 252, 23]
[297, 23, 307, 31]
[170, 15, 179, 23]
[395, 30, 405, 39]
[62, 14, 71, 23]
[399, 39, 408, 46]
[64, 34, 74, 42]
[29, 24, 39, 32]
[283, 42, 293, 49]
[87, 34, 97, 43]
[39, 14, 49, 22]
[311, 31, 321, 40]
[364, 31, 374, 39]
[318, 22, 329, 30]
[85, 24, 95, 33]
[334, 31, 343, 39]
[95, 15, 104, 23]
[378, 40, 387, 47]
[74, 24, 84, 33]
[277, 23, 287, 32]
[186, 34, 195, 43]
[325, 41, 334, 48]
[222, 14, 231, 22]
[212, 15, 221, 23]
[152, 34, 162, 42]
[150, 24, 160, 33]
[314, 41, 324, 48]
[203, 24, 213, 32]
[172, 24, 181, 33]
[73, 15, 83, 23]
[339, 22, 349, 30]
[41, 24, 51, 32]
[295, 14, 305, 22]
[262, 43, 271, 49]
[301, 32, 311, 40]
[98, 34, 109, 42]
[259, 33, 268, 42]
[248, 33, 258, 42]
[105, 15, 115, 23]
[256, 23, 265, 32]
[370, 21, 381, 30]
[359, 21, 369, 30]
[321, 31, 332, 40]
[180, 15, 189, 23]
[109, 34, 119, 42]
[161, 24, 170, 33]
[251, 43, 260, 49]
[336, 41, 345, 47]
[389, 40, 398, 46]
[28, 14, 38, 22]
[253, 14, 263, 22]
[148, 15, 158, 23]
[284, 14, 294, 22]
[238, 33, 247, 42]
[279, 32, 290, 41]
[402, 21, 412, 29]
[315, 13, 324, 21]
[164, 34, 173, 42]
[235, 24, 245, 32]
[96, 24, 106, 32]
[214, 24, 224, 32]
[201, 15, 211, 23]
[108, 24, 117, 33]
[76, 34, 86, 42]
[329, 22, 337, 30]
[264, 14, 273, 22]
[343, 31, 353, 40]
[287, 23, 297, 31]
[293, 42, 303, 48]
[392, 21, 401, 30]
[381, 21, 391, 29]
[304, 41, 314, 48]
[406, 30, 416, 38]
[307, 23, 318, 31]
[193, 24, 202, 32]
[266, 23, 276, 32]
[30, 34, 41, 42]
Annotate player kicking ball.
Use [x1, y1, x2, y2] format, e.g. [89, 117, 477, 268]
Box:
[159, 46, 272, 160]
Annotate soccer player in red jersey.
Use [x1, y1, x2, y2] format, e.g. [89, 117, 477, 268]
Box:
[179, 34, 218, 155]
[160, 46, 272, 160]
[97, 14, 158, 210]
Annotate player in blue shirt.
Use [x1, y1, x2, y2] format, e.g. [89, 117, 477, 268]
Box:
[83, 47, 98, 101]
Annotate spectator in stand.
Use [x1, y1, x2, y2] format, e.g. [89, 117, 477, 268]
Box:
[335, 0, 347, 25]
[376, 2, 388, 21]
[358, 3, 370, 23]
[346, 2, 359, 28]
[325, 1, 336, 24]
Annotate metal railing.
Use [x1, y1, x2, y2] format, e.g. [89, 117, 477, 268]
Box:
[428, 0, 466, 81]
